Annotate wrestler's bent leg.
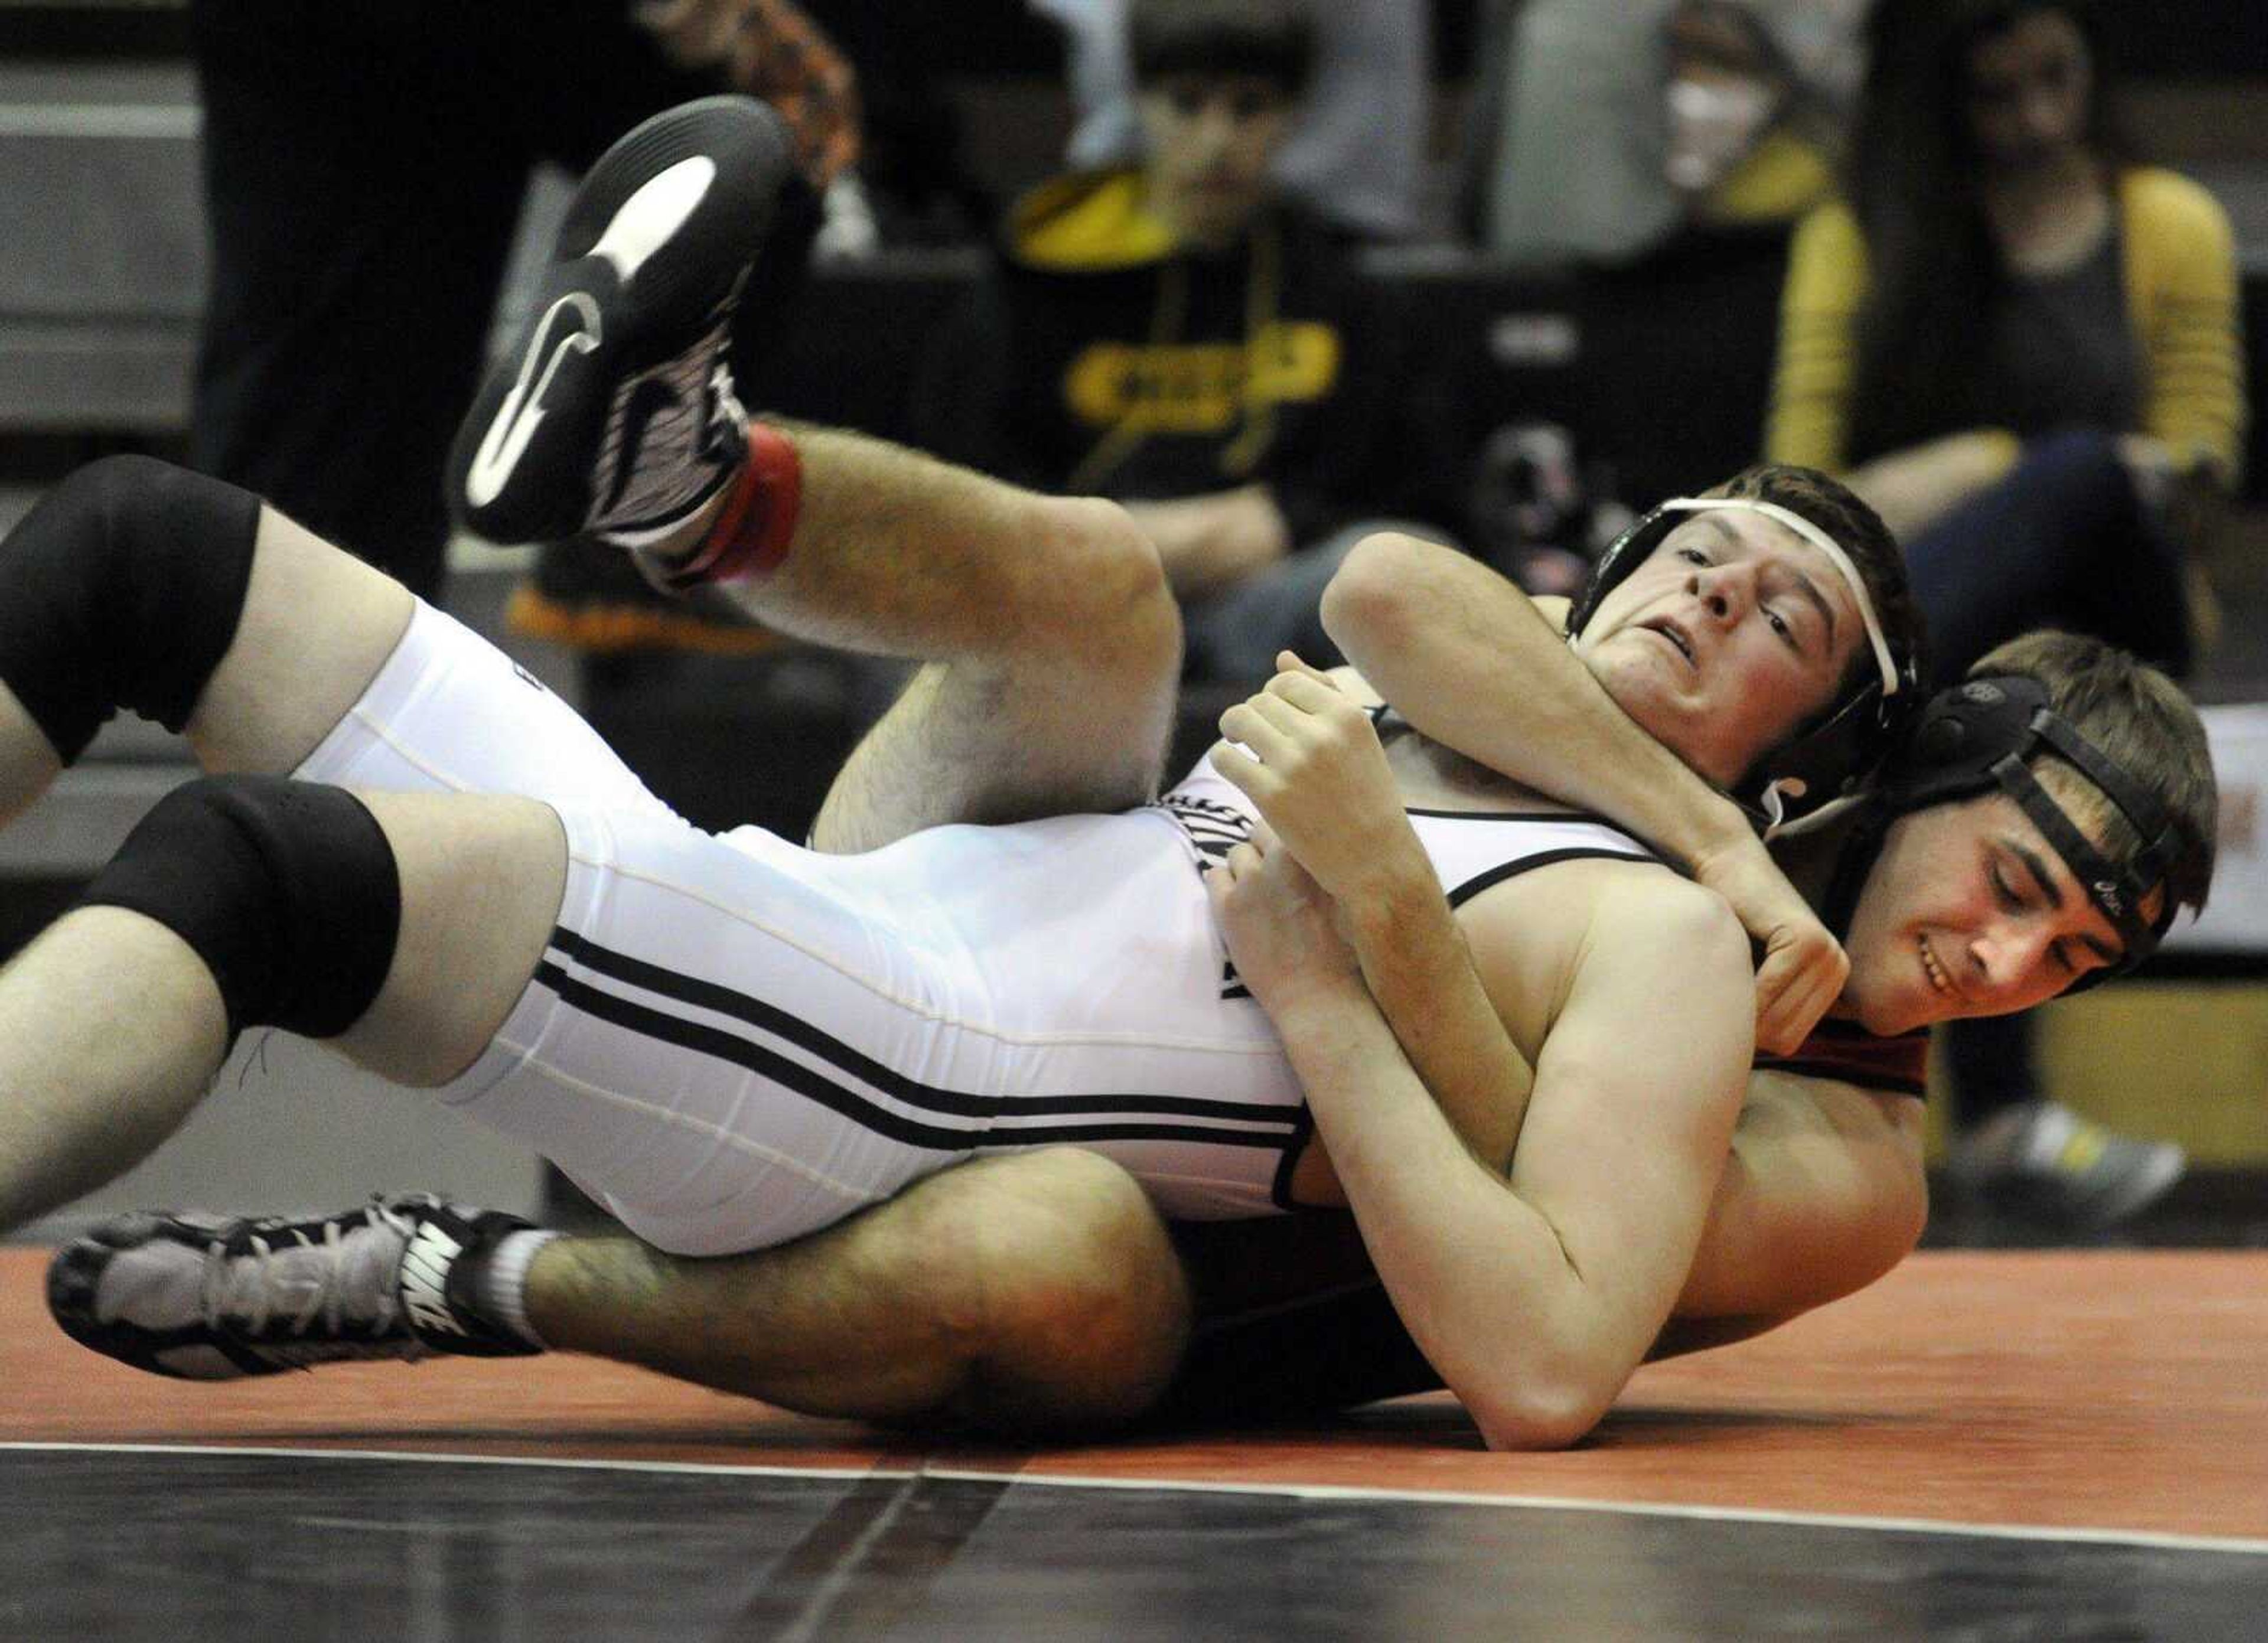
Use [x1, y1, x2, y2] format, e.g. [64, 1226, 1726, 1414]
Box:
[0, 777, 562, 1232]
[0, 450, 685, 830]
[529, 1148, 1191, 1433]
[0, 457, 412, 820]
[796, 462, 1181, 850]
[51, 1139, 1195, 1424]
[633, 421, 1182, 848]
[609, 419, 1183, 846]
[438, 98, 1182, 849]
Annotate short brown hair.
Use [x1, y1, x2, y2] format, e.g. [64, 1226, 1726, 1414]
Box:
[1971, 630, 2217, 921]
[1128, 0, 1316, 96]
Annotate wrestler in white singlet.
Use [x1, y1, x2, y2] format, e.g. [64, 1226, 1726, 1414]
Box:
[295, 600, 1661, 1256]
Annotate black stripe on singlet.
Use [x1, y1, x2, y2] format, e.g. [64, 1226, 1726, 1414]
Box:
[1405, 806, 1645, 822]
[533, 927, 1304, 1153]
[1443, 846, 1662, 909]
[1268, 1104, 1317, 1211]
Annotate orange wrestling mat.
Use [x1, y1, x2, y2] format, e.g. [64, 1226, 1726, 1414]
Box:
[6, 1247, 2263, 1543]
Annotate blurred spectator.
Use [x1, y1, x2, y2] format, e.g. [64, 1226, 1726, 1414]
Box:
[1029, 0, 1432, 242]
[911, 0, 1442, 680]
[187, 0, 853, 608]
[1468, 0, 1867, 263]
[914, 0, 1452, 684]
[795, 2, 995, 246]
[1767, 0, 2247, 1227]
[1464, 420, 1636, 598]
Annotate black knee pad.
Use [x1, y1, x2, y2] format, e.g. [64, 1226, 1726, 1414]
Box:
[76, 774, 402, 1041]
[0, 455, 262, 762]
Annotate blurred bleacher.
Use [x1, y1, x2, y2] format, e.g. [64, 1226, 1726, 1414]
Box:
[2, 0, 2266, 1189]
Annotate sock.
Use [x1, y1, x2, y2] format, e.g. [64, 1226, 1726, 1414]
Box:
[472, 1228, 563, 1349]
[660, 422, 802, 588]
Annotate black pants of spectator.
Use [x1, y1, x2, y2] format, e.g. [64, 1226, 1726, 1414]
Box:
[1904, 428, 2194, 1130]
[187, 1, 811, 598]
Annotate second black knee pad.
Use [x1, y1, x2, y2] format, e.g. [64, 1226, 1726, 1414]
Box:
[0, 455, 262, 762]
[76, 774, 402, 1041]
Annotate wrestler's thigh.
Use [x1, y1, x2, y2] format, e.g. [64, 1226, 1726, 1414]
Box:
[275, 571, 669, 816]
[187, 507, 416, 775]
[809, 494, 1180, 851]
[329, 789, 567, 1088]
[813, 650, 1178, 851]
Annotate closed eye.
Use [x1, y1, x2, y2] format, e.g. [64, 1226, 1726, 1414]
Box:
[1990, 863, 2023, 911]
[1995, 858, 2092, 978]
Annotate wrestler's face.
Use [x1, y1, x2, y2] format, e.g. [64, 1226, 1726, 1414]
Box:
[1573, 512, 1867, 791]
[1965, 8, 2093, 173]
[1138, 73, 1295, 251]
[1839, 788, 2135, 1035]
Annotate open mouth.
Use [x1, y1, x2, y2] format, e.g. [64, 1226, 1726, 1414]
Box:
[1918, 934, 1956, 1001]
[1641, 618, 1696, 669]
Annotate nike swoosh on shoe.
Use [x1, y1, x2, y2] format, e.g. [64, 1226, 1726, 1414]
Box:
[464, 291, 602, 508]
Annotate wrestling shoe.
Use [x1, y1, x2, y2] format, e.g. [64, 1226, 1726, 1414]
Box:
[448, 94, 796, 548]
[1946, 1099, 2186, 1230]
[46, 1194, 540, 1380]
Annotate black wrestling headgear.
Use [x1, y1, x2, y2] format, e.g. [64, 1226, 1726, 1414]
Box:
[1568, 497, 1922, 834]
[1871, 675, 2186, 981]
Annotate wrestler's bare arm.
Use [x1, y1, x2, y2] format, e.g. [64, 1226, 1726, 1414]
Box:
[1213, 844, 1754, 1449]
[1321, 534, 1747, 861]
[1212, 673, 1534, 1169]
[1673, 1070, 1928, 1323]
[1337, 883, 1925, 1350]
[1214, 667, 1925, 1350]
[1341, 879, 1925, 1351]
[1319, 532, 1846, 1054]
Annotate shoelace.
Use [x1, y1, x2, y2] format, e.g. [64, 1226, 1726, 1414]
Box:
[592, 344, 747, 548]
[703, 361, 747, 456]
[198, 1201, 412, 1343]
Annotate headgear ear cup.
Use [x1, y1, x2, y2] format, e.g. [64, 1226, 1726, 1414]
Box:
[1565, 506, 1682, 639]
[1912, 708, 1969, 768]
[1886, 679, 2041, 805]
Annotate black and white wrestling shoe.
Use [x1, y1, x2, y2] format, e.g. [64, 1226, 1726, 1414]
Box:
[47, 1195, 540, 1380]
[448, 95, 795, 549]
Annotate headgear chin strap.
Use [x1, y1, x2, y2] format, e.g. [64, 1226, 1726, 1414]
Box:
[1879, 676, 2184, 978]
[1567, 496, 1919, 834]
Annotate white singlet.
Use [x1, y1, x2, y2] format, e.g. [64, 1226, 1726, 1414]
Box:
[297, 601, 1661, 1256]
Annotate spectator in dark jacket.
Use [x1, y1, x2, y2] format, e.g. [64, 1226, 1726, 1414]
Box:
[914, 0, 1449, 683]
